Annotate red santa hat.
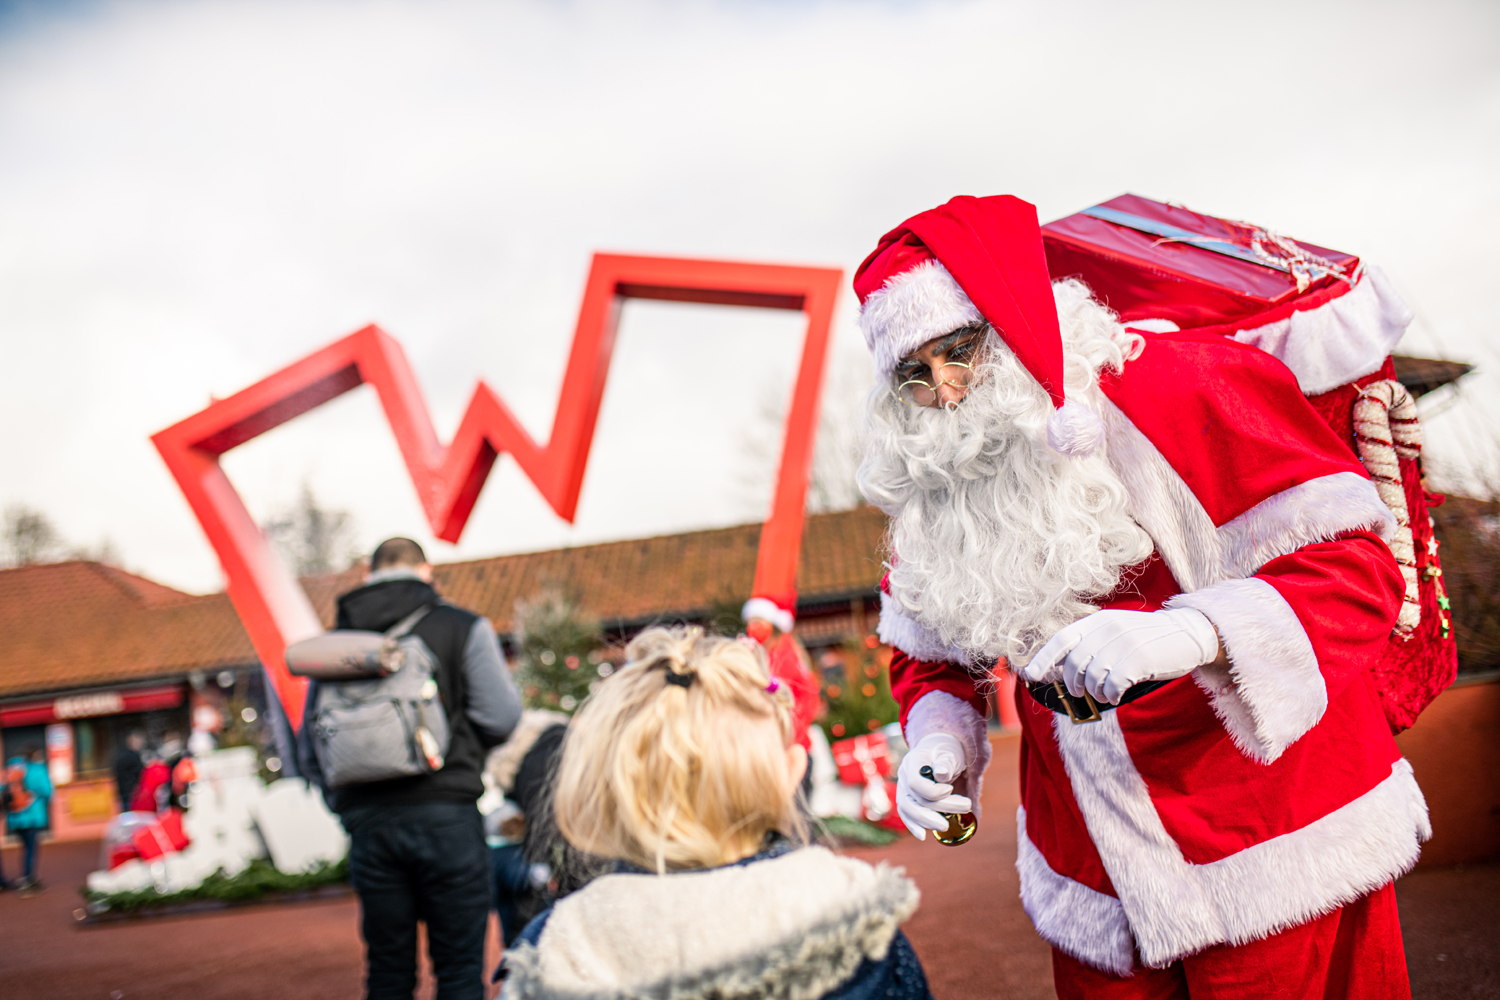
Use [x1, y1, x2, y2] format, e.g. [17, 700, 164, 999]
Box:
[742, 595, 795, 634]
[854, 194, 1104, 455]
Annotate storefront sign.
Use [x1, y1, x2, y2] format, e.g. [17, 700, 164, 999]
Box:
[0, 683, 186, 728]
[55, 691, 125, 719]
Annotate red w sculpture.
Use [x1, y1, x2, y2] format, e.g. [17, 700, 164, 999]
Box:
[154, 254, 843, 728]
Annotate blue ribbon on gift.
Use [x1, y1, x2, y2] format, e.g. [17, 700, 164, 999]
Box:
[1081, 205, 1288, 274]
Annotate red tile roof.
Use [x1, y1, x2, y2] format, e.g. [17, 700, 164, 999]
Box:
[0, 507, 892, 700]
[0, 561, 254, 700]
[421, 504, 889, 634]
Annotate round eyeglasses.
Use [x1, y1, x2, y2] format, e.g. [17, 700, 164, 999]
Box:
[897, 361, 973, 407]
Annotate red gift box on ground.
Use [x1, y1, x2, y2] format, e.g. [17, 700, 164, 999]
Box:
[129, 808, 191, 862]
[831, 733, 891, 786]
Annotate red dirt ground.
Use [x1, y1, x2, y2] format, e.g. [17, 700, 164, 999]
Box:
[0, 734, 1493, 999]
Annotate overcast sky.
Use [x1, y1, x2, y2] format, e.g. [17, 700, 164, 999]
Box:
[1, 0, 1496, 594]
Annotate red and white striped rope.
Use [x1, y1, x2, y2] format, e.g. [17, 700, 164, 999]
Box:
[1353, 380, 1423, 638]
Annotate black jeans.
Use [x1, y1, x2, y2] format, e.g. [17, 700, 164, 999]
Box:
[346, 802, 492, 1000]
[15, 829, 40, 884]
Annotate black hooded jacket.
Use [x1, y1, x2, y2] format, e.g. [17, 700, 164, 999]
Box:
[300, 575, 522, 821]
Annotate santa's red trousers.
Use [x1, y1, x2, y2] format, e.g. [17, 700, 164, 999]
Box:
[1051, 884, 1409, 1000]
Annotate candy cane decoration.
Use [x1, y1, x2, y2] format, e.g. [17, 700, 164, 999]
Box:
[1353, 380, 1423, 637]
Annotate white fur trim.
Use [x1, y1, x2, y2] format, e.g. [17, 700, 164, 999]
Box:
[1218, 471, 1397, 578]
[858, 260, 982, 379]
[504, 846, 919, 998]
[1052, 711, 1429, 968]
[1100, 397, 1395, 594]
[1169, 579, 1326, 763]
[877, 591, 968, 665]
[903, 690, 992, 819]
[1015, 808, 1135, 975]
[1099, 396, 1226, 594]
[1231, 266, 1412, 397]
[1046, 400, 1106, 456]
[742, 597, 794, 634]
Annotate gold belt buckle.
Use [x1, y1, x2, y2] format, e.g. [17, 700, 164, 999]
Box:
[1053, 681, 1103, 724]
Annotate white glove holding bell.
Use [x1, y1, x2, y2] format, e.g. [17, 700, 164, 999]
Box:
[896, 732, 972, 841]
[1022, 607, 1221, 706]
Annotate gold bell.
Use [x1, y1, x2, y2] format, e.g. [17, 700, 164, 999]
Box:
[917, 763, 978, 846]
[934, 811, 978, 846]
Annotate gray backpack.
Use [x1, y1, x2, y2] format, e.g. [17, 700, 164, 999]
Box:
[289, 605, 452, 789]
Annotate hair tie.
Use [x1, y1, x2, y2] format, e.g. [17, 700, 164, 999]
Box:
[664, 671, 695, 688]
[765, 677, 782, 694]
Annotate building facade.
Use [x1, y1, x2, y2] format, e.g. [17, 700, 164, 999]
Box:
[1, 506, 891, 839]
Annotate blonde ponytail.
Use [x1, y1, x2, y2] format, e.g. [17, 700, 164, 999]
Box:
[552, 626, 807, 873]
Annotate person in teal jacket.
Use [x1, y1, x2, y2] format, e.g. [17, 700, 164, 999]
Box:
[5, 745, 53, 892]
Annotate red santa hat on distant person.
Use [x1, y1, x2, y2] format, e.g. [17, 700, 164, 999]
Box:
[854, 194, 1105, 455]
[742, 594, 795, 634]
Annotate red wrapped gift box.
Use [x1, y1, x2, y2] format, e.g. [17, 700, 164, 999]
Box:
[1042, 193, 1360, 330]
[129, 807, 191, 862]
[831, 733, 891, 786]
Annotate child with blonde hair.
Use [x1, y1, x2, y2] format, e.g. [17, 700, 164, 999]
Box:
[499, 626, 931, 1000]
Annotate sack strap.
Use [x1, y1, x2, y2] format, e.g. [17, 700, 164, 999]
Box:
[385, 604, 436, 640]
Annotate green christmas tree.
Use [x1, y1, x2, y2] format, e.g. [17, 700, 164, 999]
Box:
[819, 634, 899, 742]
[513, 586, 603, 715]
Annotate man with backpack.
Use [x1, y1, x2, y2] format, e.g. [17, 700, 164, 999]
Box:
[4, 745, 53, 893]
[298, 537, 522, 1000]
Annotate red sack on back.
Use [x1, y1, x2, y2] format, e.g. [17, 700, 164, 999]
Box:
[1042, 195, 1458, 731]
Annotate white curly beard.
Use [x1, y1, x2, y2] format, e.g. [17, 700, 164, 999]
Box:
[856, 280, 1155, 668]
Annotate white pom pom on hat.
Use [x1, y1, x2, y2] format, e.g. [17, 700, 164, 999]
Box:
[1046, 400, 1106, 456]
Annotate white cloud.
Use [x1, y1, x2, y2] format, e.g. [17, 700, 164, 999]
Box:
[1, 0, 1496, 591]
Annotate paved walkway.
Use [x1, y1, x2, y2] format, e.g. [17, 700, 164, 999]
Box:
[0, 734, 1493, 998]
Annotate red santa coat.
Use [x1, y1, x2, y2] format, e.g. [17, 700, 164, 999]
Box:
[881, 331, 1430, 973]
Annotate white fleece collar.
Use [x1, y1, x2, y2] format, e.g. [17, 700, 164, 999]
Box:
[502, 847, 918, 1000]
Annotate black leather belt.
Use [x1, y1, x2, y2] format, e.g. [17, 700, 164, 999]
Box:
[1025, 678, 1171, 724]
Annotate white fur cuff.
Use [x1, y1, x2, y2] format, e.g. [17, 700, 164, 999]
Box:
[904, 690, 992, 818]
[1169, 578, 1326, 764]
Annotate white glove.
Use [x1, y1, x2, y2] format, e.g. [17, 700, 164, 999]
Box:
[896, 733, 972, 841]
[1022, 607, 1221, 706]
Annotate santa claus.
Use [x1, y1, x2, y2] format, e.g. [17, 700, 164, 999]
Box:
[856, 195, 1428, 997]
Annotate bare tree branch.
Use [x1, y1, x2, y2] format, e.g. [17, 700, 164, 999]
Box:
[262, 482, 359, 577]
[738, 345, 873, 517]
[1, 504, 65, 567]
